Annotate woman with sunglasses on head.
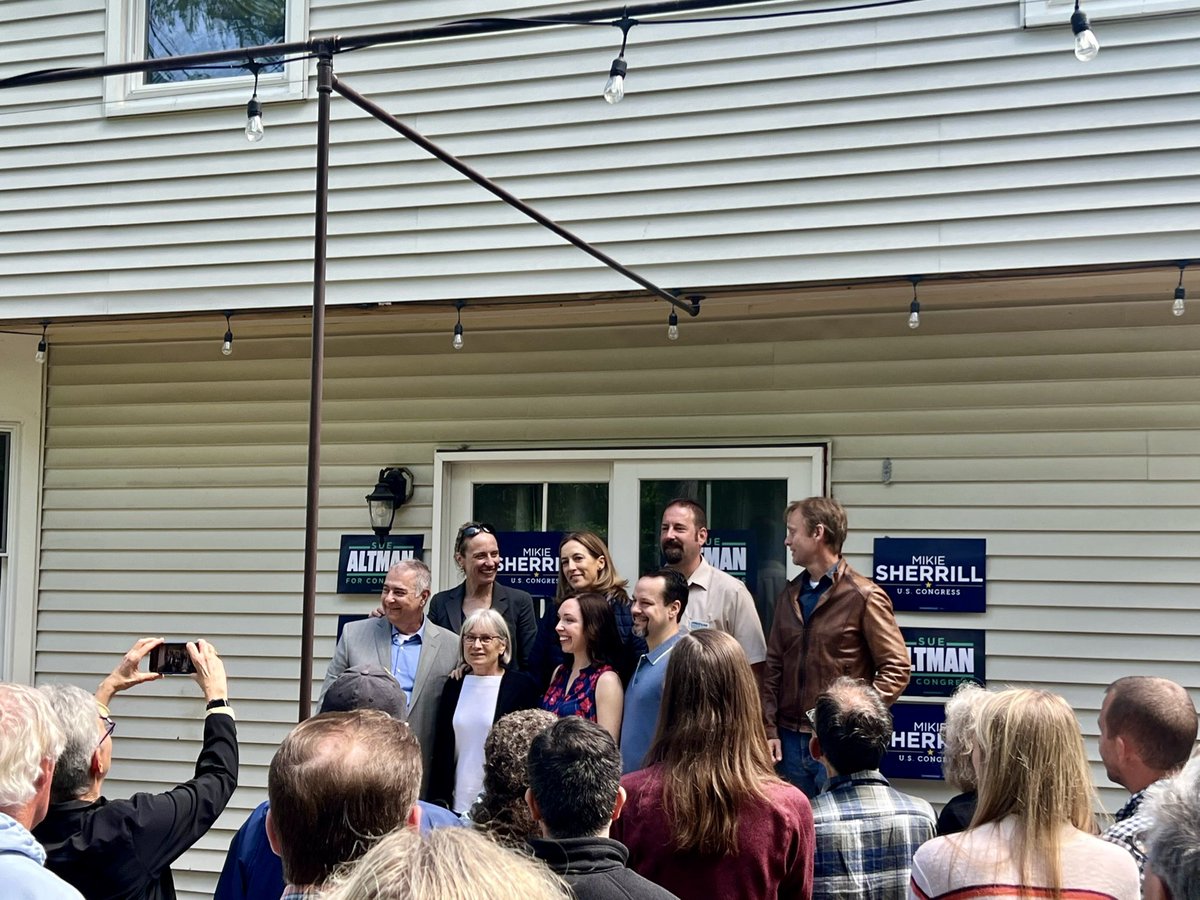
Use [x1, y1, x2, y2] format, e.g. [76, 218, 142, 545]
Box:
[429, 522, 538, 674]
[429, 609, 540, 814]
[540, 591, 625, 742]
[529, 531, 646, 688]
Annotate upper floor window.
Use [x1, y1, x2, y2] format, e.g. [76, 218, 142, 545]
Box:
[104, 0, 307, 116]
[1023, 0, 1200, 27]
[145, 0, 286, 83]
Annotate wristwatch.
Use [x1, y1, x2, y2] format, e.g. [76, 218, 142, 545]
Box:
[205, 698, 231, 710]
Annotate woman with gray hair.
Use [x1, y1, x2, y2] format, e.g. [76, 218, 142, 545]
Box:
[936, 681, 989, 836]
[430, 609, 540, 813]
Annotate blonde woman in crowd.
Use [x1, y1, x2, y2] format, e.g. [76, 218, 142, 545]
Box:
[909, 688, 1139, 900]
[323, 827, 568, 900]
[612, 629, 814, 899]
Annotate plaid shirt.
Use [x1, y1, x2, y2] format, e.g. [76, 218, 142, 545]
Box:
[810, 770, 936, 900]
[1101, 785, 1154, 881]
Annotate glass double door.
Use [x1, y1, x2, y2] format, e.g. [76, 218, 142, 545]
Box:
[437, 448, 825, 635]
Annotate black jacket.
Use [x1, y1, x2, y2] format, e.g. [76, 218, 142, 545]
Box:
[528, 837, 680, 900]
[34, 711, 238, 900]
[428, 582, 539, 673]
[429, 668, 540, 809]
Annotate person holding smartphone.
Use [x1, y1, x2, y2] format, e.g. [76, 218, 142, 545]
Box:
[34, 637, 238, 900]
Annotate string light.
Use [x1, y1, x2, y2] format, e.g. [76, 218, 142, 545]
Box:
[1071, 1, 1100, 62]
[452, 301, 465, 350]
[1173, 264, 1187, 317]
[35, 320, 48, 364]
[245, 63, 264, 142]
[222, 311, 234, 356]
[603, 17, 635, 104]
[667, 310, 679, 341]
[908, 277, 921, 330]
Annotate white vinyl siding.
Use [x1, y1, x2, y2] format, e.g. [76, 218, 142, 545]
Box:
[31, 291, 1200, 896]
[2, 1, 1200, 318]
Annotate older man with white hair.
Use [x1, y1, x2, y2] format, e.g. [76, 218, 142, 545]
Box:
[0, 682, 84, 899]
[1142, 753, 1200, 900]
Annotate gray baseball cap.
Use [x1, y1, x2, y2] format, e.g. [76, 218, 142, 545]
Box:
[319, 665, 408, 721]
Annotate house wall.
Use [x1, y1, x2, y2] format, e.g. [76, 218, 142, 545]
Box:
[31, 290, 1200, 897]
[2, 0, 1199, 319]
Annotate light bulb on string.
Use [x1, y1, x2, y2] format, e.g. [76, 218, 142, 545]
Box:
[603, 17, 635, 104]
[1173, 265, 1187, 317]
[907, 278, 921, 330]
[245, 63, 264, 142]
[1071, 1, 1100, 62]
[667, 310, 679, 341]
[35, 321, 48, 364]
[452, 301, 465, 351]
[222, 312, 234, 356]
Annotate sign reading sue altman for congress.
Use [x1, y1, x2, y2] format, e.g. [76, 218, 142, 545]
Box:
[902, 627, 986, 698]
[873, 537, 986, 613]
[880, 702, 947, 782]
[337, 534, 425, 594]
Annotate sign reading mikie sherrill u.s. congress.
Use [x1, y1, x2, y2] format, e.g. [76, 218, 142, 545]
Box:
[872, 537, 986, 613]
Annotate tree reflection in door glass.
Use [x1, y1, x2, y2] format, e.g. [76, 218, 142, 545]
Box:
[639, 479, 787, 635]
[473, 483, 540, 531]
[547, 483, 608, 542]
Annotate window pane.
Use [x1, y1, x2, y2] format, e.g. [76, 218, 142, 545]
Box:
[473, 483, 541, 532]
[146, 0, 285, 83]
[639, 479, 787, 634]
[546, 483, 608, 542]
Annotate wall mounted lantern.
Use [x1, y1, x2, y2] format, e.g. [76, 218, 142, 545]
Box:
[365, 466, 415, 540]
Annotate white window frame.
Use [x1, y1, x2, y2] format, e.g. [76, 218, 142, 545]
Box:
[432, 445, 828, 594]
[1023, 0, 1200, 27]
[103, 0, 309, 117]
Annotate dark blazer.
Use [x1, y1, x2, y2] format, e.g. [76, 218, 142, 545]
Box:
[428, 581, 538, 673]
[429, 667, 541, 809]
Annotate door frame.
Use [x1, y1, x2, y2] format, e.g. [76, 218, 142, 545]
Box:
[432, 445, 828, 593]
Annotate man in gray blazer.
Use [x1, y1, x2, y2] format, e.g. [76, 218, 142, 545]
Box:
[320, 559, 458, 800]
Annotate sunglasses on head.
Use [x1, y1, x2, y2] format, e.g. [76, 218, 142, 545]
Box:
[460, 524, 495, 541]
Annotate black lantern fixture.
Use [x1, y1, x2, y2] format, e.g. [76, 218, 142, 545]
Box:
[365, 467, 414, 540]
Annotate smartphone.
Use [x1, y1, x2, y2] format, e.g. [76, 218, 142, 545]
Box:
[149, 642, 196, 675]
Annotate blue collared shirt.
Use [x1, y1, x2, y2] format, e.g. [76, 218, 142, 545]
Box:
[799, 561, 839, 624]
[391, 619, 425, 707]
[619, 629, 684, 774]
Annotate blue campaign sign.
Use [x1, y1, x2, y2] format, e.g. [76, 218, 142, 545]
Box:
[902, 627, 986, 699]
[703, 529, 757, 587]
[495, 531, 563, 601]
[336, 613, 369, 643]
[337, 534, 425, 594]
[881, 702, 947, 781]
[873, 537, 986, 613]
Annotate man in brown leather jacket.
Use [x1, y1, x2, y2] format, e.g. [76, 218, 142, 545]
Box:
[761, 497, 910, 797]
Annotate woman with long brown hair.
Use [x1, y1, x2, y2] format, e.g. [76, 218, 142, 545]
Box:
[611, 628, 814, 899]
[539, 591, 625, 742]
[910, 688, 1139, 899]
[530, 531, 645, 687]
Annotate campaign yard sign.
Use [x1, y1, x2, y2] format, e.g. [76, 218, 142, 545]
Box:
[703, 529, 757, 587]
[881, 702, 947, 781]
[495, 531, 563, 600]
[337, 534, 425, 594]
[873, 537, 987, 613]
[903, 627, 986, 698]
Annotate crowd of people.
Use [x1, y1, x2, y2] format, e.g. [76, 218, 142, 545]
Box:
[0, 495, 1197, 900]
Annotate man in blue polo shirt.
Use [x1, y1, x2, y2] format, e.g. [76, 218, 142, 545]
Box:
[620, 568, 689, 774]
